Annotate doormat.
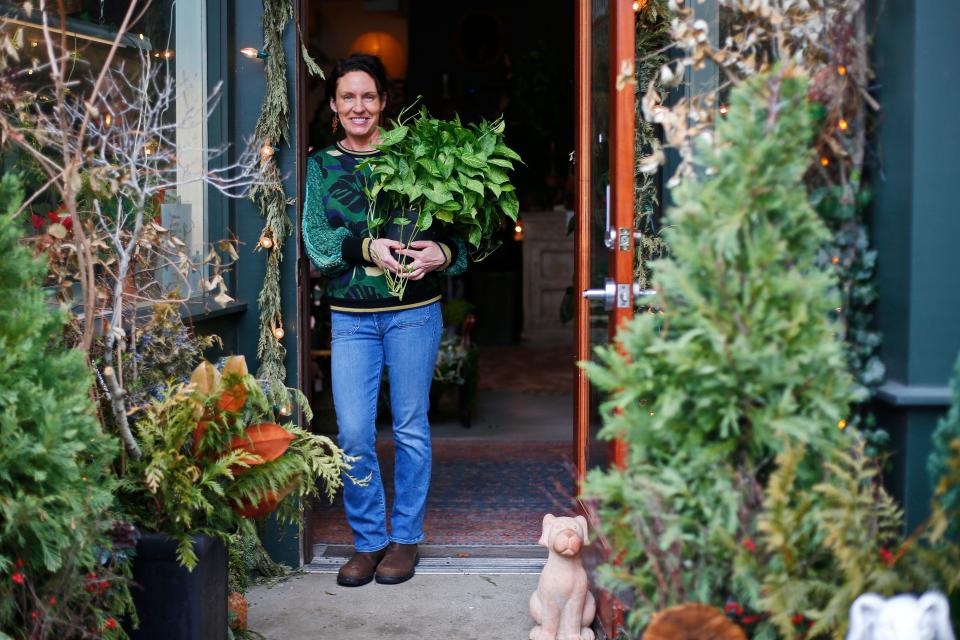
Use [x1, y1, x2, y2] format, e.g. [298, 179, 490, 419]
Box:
[310, 439, 574, 546]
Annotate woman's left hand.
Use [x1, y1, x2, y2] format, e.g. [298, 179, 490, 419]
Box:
[395, 241, 447, 280]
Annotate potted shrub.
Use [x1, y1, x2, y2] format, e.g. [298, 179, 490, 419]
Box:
[118, 356, 349, 640]
[360, 105, 523, 298]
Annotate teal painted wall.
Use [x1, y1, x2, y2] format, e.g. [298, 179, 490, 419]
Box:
[869, 0, 960, 529]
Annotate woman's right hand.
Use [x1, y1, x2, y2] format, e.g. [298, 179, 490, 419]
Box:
[368, 238, 404, 274]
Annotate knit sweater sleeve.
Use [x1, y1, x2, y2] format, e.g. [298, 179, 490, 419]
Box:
[301, 154, 353, 277]
[440, 233, 468, 276]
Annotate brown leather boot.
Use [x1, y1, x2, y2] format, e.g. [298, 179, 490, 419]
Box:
[375, 542, 419, 584]
[336, 548, 387, 587]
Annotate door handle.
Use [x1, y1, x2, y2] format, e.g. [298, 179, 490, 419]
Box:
[583, 278, 656, 311]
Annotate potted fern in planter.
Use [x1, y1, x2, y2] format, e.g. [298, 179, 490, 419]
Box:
[360, 105, 522, 299]
[118, 356, 349, 640]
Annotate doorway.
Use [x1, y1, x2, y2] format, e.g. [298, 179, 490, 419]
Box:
[297, 0, 583, 565]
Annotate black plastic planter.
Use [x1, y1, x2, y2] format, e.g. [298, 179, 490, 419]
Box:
[126, 533, 227, 640]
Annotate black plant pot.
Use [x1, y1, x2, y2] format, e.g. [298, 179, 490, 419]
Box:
[126, 533, 227, 640]
[381, 209, 436, 250]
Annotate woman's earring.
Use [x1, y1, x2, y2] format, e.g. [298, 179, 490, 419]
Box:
[331, 114, 339, 134]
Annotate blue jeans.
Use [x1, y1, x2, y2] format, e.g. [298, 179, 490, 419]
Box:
[330, 302, 442, 552]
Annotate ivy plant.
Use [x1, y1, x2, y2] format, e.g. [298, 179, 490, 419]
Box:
[359, 105, 523, 285]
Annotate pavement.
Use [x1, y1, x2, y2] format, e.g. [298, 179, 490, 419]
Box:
[247, 572, 540, 639]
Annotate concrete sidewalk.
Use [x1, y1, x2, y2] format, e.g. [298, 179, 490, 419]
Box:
[247, 572, 539, 639]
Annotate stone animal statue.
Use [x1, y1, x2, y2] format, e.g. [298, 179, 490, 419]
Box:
[529, 514, 596, 640]
[847, 592, 955, 640]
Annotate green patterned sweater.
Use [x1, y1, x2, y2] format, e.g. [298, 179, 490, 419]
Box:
[302, 142, 467, 312]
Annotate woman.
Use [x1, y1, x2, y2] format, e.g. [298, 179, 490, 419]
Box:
[302, 54, 467, 587]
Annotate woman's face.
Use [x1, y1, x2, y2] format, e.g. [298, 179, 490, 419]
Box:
[330, 70, 385, 142]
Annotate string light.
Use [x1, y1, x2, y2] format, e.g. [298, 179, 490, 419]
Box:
[648, 411, 655, 416]
[837, 419, 847, 430]
[837, 65, 847, 76]
[163, 49, 174, 60]
[719, 104, 729, 116]
[831, 256, 840, 264]
[273, 326, 285, 340]
[820, 156, 830, 166]
[838, 118, 849, 131]
[260, 143, 279, 160]
[279, 404, 292, 417]
[259, 234, 274, 249]
[241, 47, 269, 60]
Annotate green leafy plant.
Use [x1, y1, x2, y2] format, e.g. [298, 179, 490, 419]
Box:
[0, 173, 134, 638]
[360, 105, 523, 297]
[118, 357, 351, 569]
[583, 69, 860, 634]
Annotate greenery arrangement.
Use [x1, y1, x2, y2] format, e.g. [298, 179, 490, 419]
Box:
[118, 356, 350, 569]
[360, 106, 522, 297]
[584, 69, 858, 634]
[0, 174, 134, 639]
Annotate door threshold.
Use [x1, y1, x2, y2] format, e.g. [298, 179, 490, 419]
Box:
[306, 544, 546, 575]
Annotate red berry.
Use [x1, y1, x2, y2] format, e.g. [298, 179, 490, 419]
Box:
[31, 214, 44, 230]
[11, 572, 24, 585]
[791, 614, 805, 625]
[742, 615, 759, 624]
[14, 558, 23, 569]
[49, 596, 57, 605]
[740, 538, 757, 552]
[105, 618, 117, 629]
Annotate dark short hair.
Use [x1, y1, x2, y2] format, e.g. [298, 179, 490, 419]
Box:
[326, 54, 389, 101]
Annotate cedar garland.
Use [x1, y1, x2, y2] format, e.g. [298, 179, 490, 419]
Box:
[251, 0, 294, 404]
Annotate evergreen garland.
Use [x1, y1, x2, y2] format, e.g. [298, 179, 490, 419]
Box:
[251, 0, 295, 404]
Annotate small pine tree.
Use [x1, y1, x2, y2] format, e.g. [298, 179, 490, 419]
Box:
[929, 351, 960, 538]
[0, 174, 119, 632]
[584, 69, 860, 632]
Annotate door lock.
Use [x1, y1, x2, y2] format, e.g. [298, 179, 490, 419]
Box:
[583, 278, 657, 311]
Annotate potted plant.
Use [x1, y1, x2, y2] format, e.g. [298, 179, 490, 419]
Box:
[360, 105, 523, 299]
[118, 356, 350, 640]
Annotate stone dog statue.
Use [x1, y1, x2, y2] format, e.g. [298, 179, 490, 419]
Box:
[529, 514, 596, 640]
[847, 592, 955, 640]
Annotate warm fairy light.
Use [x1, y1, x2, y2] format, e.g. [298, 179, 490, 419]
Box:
[837, 65, 847, 76]
[241, 47, 268, 60]
[839, 118, 849, 131]
[820, 156, 830, 166]
[138, 33, 145, 40]
[260, 143, 278, 159]
[163, 49, 174, 60]
[259, 235, 274, 249]
[279, 404, 292, 417]
[273, 326, 285, 340]
[649, 411, 655, 416]
[719, 104, 729, 116]
[632, 0, 640, 10]
[30, 41, 38, 48]
[105, 113, 113, 127]
[831, 256, 840, 264]
[837, 419, 847, 430]
[514, 224, 522, 233]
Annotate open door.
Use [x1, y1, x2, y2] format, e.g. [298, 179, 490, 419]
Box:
[574, 0, 636, 635]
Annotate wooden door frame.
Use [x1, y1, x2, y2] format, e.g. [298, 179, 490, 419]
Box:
[574, 0, 636, 635]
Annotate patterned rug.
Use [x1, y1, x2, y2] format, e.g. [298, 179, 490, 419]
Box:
[310, 439, 574, 546]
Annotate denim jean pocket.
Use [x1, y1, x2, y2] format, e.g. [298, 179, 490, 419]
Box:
[331, 313, 361, 337]
[393, 305, 435, 329]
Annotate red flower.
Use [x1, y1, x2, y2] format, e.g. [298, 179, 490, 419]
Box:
[11, 572, 24, 585]
[31, 214, 44, 230]
[742, 615, 760, 625]
[62, 215, 73, 230]
[741, 538, 757, 553]
[723, 602, 740, 614]
[791, 614, 806, 626]
[105, 618, 117, 630]
[47, 210, 60, 224]
[879, 547, 895, 566]
[14, 558, 23, 569]
[30, 610, 39, 620]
